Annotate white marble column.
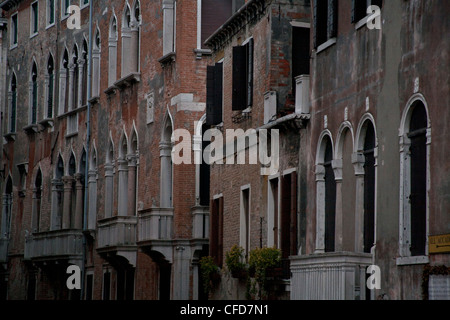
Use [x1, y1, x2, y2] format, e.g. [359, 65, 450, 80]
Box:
[315, 165, 325, 253]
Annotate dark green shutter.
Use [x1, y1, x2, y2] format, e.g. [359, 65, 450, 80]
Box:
[327, 0, 337, 39]
[213, 63, 223, 124]
[232, 45, 247, 110]
[246, 38, 253, 108]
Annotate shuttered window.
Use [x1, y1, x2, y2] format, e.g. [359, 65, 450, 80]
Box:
[210, 197, 224, 267]
[206, 62, 223, 125]
[232, 38, 253, 111]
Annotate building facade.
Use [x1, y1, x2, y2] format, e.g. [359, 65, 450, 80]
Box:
[0, 0, 235, 300]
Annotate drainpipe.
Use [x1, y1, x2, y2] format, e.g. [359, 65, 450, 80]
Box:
[81, 0, 93, 300]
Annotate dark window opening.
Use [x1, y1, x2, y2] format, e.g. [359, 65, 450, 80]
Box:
[32, 2, 38, 34]
[210, 197, 224, 267]
[47, 56, 54, 118]
[12, 14, 18, 45]
[159, 263, 171, 300]
[232, 38, 253, 111]
[85, 274, 93, 300]
[363, 122, 375, 254]
[292, 27, 310, 96]
[102, 271, 111, 300]
[324, 138, 336, 252]
[352, 0, 383, 23]
[408, 103, 427, 256]
[206, 62, 223, 126]
[10, 74, 17, 132]
[200, 125, 211, 206]
[280, 172, 297, 279]
[313, 0, 337, 49]
[31, 63, 38, 124]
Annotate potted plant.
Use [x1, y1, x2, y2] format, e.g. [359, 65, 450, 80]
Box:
[225, 245, 248, 279]
[248, 247, 281, 299]
[199, 256, 220, 297]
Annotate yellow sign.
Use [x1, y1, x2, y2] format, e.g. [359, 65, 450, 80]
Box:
[429, 234, 450, 254]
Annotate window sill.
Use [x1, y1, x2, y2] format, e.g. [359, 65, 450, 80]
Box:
[4, 132, 17, 141]
[105, 85, 118, 95]
[10, 44, 18, 51]
[194, 48, 212, 59]
[39, 118, 54, 128]
[89, 95, 100, 104]
[23, 124, 38, 135]
[56, 105, 87, 119]
[396, 255, 429, 266]
[46, 23, 55, 30]
[316, 38, 336, 54]
[158, 52, 176, 66]
[355, 15, 370, 30]
[114, 72, 141, 89]
[30, 32, 38, 39]
[65, 132, 78, 139]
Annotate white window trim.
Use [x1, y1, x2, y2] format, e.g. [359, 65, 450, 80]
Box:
[46, 0, 56, 29]
[316, 37, 336, 54]
[30, 1, 39, 38]
[240, 184, 251, 255]
[61, 0, 70, 20]
[267, 173, 280, 248]
[80, 0, 89, 10]
[10, 12, 18, 50]
[397, 93, 431, 265]
[290, 21, 310, 28]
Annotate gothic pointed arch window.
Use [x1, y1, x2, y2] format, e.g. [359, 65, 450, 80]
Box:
[1, 177, 13, 239]
[71, 45, 79, 110]
[51, 155, 64, 230]
[362, 121, 376, 253]
[9, 73, 17, 133]
[88, 145, 98, 229]
[46, 54, 55, 119]
[118, 132, 129, 216]
[105, 137, 115, 218]
[92, 27, 101, 97]
[81, 39, 88, 106]
[59, 48, 70, 114]
[108, 15, 118, 87]
[30, 62, 38, 125]
[32, 169, 42, 232]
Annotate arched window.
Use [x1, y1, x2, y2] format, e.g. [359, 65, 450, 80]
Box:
[47, 54, 55, 119]
[315, 133, 336, 253]
[399, 96, 430, 262]
[160, 115, 173, 207]
[32, 170, 42, 232]
[108, 15, 118, 87]
[362, 121, 376, 253]
[131, 0, 141, 72]
[323, 137, 336, 252]
[1, 177, 13, 239]
[30, 62, 38, 124]
[121, 4, 132, 77]
[128, 128, 138, 216]
[51, 155, 64, 230]
[9, 73, 17, 133]
[81, 40, 88, 106]
[92, 28, 101, 97]
[59, 48, 69, 114]
[71, 45, 79, 110]
[88, 145, 98, 229]
[118, 132, 129, 216]
[105, 137, 115, 218]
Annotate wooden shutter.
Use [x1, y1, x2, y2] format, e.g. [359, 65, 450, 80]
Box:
[327, 0, 337, 39]
[206, 65, 216, 125]
[209, 198, 218, 263]
[214, 63, 223, 124]
[290, 171, 298, 256]
[232, 45, 247, 110]
[218, 197, 224, 267]
[280, 175, 291, 259]
[246, 38, 254, 108]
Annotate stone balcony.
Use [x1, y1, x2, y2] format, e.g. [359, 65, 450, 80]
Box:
[24, 229, 83, 262]
[290, 252, 372, 300]
[137, 208, 174, 263]
[0, 238, 8, 263]
[96, 216, 137, 267]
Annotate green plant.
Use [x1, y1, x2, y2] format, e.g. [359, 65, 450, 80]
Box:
[199, 256, 219, 296]
[248, 247, 281, 299]
[225, 245, 247, 278]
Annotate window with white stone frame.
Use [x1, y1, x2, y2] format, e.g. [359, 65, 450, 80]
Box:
[46, 54, 55, 119]
[29, 62, 38, 125]
[8, 73, 17, 133]
[117, 131, 129, 216]
[162, 0, 176, 56]
[313, 0, 337, 51]
[104, 136, 115, 219]
[315, 132, 337, 253]
[51, 155, 64, 230]
[108, 15, 118, 88]
[30, 1, 39, 37]
[10, 12, 18, 48]
[47, 0, 56, 27]
[61, 0, 70, 19]
[397, 94, 430, 265]
[92, 27, 101, 98]
[87, 145, 98, 230]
